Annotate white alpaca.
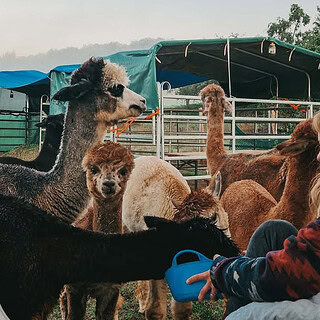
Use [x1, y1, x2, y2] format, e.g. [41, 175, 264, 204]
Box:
[122, 156, 229, 320]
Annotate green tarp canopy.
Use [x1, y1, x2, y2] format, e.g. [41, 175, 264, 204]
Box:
[50, 50, 159, 114]
[50, 37, 320, 114]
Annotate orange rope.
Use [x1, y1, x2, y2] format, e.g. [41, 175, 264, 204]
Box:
[110, 107, 160, 141]
[143, 107, 160, 120]
[279, 97, 304, 112]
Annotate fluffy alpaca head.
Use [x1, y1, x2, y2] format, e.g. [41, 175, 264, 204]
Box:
[200, 84, 232, 116]
[173, 172, 230, 236]
[35, 113, 65, 150]
[52, 57, 146, 124]
[82, 141, 135, 200]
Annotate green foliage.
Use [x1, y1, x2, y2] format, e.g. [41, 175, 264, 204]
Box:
[177, 80, 217, 96]
[302, 6, 320, 53]
[267, 4, 310, 44]
[267, 4, 320, 52]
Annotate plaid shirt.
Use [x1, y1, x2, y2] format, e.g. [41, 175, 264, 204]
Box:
[210, 218, 320, 302]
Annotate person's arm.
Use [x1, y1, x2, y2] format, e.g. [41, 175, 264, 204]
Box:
[211, 218, 320, 302]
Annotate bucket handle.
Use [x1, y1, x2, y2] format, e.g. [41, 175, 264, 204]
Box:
[171, 250, 211, 267]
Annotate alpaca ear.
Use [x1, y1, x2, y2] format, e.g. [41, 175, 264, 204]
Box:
[171, 198, 184, 209]
[207, 171, 222, 198]
[222, 97, 232, 114]
[52, 78, 93, 101]
[276, 140, 291, 151]
[35, 118, 49, 128]
[277, 139, 317, 156]
[144, 216, 172, 229]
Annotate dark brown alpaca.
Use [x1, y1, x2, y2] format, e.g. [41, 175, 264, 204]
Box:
[201, 84, 287, 201]
[60, 141, 134, 320]
[0, 113, 64, 171]
[221, 119, 319, 251]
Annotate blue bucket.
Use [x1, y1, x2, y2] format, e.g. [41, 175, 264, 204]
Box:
[165, 250, 213, 302]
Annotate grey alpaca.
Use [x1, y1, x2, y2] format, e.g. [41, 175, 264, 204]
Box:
[0, 57, 146, 223]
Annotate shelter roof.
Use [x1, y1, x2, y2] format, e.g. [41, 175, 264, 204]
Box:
[0, 70, 49, 97]
[152, 37, 320, 100]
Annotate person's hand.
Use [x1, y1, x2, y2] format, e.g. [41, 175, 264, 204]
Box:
[186, 270, 216, 302]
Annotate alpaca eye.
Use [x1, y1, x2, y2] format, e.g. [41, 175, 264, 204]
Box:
[90, 166, 99, 175]
[119, 167, 127, 176]
[108, 84, 124, 97]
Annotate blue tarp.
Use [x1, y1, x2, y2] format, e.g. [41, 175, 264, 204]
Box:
[0, 70, 49, 97]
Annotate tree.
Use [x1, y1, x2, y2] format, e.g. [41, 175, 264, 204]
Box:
[302, 6, 320, 53]
[267, 4, 310, 45]
[267, 4, 320, 53]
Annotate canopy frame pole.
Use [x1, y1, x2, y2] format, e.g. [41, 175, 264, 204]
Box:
[197, 51, 279, 98]
[227, 38, 232, 97]
[159, 81, 171, 159]
[234, 48, 311, 100]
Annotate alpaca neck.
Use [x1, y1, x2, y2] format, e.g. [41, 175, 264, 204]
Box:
[206, 105, 227, 175]
[35, 101, 108, 223]
[33, 142, 59, 171]
[91, 194, 123, 233]
[269, 151, 318, 228]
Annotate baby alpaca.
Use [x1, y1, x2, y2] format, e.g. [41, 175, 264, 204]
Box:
[60, 141, 134, 320]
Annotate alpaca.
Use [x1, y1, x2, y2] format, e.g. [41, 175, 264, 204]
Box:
[201, 84, 287, 202]
[122, 156, 231, 320]
[0, 193, 239, 320]
[60, 141, 135, 320]
[0, 113, 64, 171]
[0, 57, 146, 224]
[221, 118, 319, 251]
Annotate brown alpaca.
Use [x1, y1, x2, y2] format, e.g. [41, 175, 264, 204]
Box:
[221, 118, 319, 251]
[201, 84, 287, 202]
[60, 141, 134, 320]
[122, 156, 230, 320]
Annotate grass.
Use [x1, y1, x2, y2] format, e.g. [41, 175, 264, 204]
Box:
[0, 144, 38, 160]
[48, 282, 225, 320]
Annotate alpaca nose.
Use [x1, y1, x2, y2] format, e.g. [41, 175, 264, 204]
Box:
[102, 180, 116, 194]
[140, 98, 146, 105]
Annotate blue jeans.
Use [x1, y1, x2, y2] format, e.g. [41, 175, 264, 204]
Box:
[225, 219, 298, 316]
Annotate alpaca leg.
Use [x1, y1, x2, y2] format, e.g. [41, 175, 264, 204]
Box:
[61, 284, 87, 320]
[94, 283, 121, 320]
[134, 280, 149, 313]
[145, 279, 167, 320]
[59, 286, 68, 320]
[171, 299, 192, 320]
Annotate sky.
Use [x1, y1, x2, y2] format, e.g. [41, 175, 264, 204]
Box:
[1, 0, 319, 57]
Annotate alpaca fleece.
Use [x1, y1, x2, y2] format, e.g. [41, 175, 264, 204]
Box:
[0, 113, 64, 171]
[0, 57, 146, 224]
[201, 84, 287, 202]
[60, 141, 134, 320]
[222, 118, 319, 251]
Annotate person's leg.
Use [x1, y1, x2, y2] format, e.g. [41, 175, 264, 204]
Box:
[246, 219, 298, 258]
[224, 220, 298, 318]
